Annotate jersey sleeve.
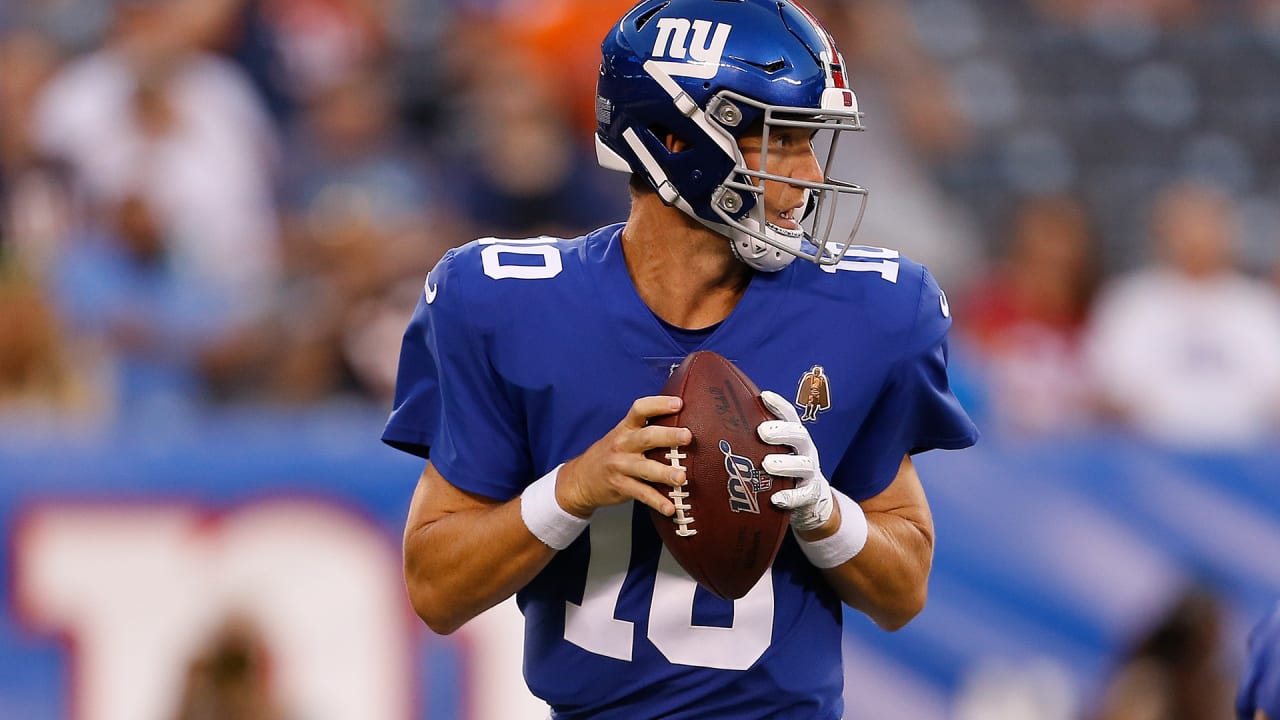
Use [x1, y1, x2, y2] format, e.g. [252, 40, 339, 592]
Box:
[381, 247, 532, 500]
[833, 264, 979, 501]
[380, 289, 440, 460]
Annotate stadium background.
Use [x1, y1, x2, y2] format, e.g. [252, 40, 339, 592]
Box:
[3, 0, 1280, 717]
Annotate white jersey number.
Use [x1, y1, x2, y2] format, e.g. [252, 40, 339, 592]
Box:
[821, 245, 901, 283]
[563, 505, 773, 670]
[479, 237, 563, 280]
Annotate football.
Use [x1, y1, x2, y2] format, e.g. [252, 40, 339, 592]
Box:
[645, 351, 794, 600]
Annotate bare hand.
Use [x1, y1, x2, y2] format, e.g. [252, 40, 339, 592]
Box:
[555, 396, 691, 518]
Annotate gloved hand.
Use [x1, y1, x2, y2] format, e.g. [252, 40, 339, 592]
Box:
[758, 390, 834, 532]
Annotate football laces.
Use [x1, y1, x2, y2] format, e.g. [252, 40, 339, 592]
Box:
[661, 446, 697, 537]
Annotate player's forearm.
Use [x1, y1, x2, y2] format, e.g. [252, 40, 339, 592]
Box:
[818, 508, 934, 631]
[403, 500, 556, 635]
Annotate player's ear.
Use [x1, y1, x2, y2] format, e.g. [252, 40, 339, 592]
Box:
[663, 133, 690, 153]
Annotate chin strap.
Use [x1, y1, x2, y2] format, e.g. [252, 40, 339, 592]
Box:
[729, 219, 802, 273]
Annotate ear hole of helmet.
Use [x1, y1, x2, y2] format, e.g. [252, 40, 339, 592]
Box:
[653, 126, 693, 154]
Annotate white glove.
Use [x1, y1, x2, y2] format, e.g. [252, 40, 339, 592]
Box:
[758, 390, 834, 532]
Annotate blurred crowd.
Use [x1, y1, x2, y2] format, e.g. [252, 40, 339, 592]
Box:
[2, 0, 1280, 450]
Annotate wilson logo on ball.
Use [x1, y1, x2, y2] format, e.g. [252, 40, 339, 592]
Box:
[720, 440, 772, 514]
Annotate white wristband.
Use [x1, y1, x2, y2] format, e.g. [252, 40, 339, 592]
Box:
[520, 464, 589, 550]
[796, 489, 868, 569]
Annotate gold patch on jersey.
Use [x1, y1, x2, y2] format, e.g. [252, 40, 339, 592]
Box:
[794, 365, 831, 423]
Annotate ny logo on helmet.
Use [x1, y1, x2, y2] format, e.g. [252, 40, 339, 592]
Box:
[650, 18, 732, 80]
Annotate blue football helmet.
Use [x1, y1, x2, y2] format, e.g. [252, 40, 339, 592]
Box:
[596, 0, 868, 271]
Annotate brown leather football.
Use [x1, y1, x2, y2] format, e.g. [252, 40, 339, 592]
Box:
[645, 350, 794, 600]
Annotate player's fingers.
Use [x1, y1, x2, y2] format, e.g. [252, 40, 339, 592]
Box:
[771, 485, 818, 510]
[758, 420, 810, 448]
[624, 455, 687, 488]
[763, 453, 813, 478]
[624, 395, 683, 428]
[770, 489, 799, 510]
[632, 481, 677, 517]
[599, 467, 681, 515]
[603, 452, 686, 489]
[760, 391, 800, 422]
[630, 424, 692, 452]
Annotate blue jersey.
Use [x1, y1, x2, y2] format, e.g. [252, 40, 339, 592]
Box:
[1239, 601, 1280, 720]
[383, 224, 978, 719]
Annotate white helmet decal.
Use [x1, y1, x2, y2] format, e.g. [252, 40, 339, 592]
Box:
[650, 19, 733, 80]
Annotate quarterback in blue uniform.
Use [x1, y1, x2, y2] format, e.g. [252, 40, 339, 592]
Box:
[1240, 602, 1280, 720]
[384, 1, 978, 717]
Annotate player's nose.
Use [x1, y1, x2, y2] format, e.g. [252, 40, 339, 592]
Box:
[791, 146, 823, 184]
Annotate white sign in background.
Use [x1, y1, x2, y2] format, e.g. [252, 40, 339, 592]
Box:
[14, 501, 547, 720]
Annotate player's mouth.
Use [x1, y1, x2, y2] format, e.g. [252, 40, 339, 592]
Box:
[767, 204, 806, 236]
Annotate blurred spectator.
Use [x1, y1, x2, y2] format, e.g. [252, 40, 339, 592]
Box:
[201, 62, 455, 405]
[33, 0, 282, 325]
[0, 29, 71, 273]
[0, 30, 109, 424]
[443, 42, 628, 239]
[51, 192, 250, 413]
[1031, 0, 1206, 29]
[1238, 600, 1280, 720]
[1094, 585, 1234, 720]
[1084, 181, 1280, 448]
[172, 616, 284, 720]
[281, 63, 439, 247]
[0, 266, 104, 419]
[259, 0, 390, 102]
[285, 65, 456, 402]
[209, 0, 395, 125]
[956, 195, 1100, 435]
[0, 0, 113, 51]
[446, 0, 635, 136]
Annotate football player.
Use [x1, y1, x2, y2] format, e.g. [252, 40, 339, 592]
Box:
[383, 0, 979, 717]
[1240, 602, 1280, 720]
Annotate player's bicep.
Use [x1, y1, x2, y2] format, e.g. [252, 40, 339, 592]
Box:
[405, 461, 503, 536]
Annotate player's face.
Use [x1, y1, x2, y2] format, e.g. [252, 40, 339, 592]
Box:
[737, 126, 823, 231]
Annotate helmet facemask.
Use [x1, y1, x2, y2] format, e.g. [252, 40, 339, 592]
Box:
[706, 91, 869, 272]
